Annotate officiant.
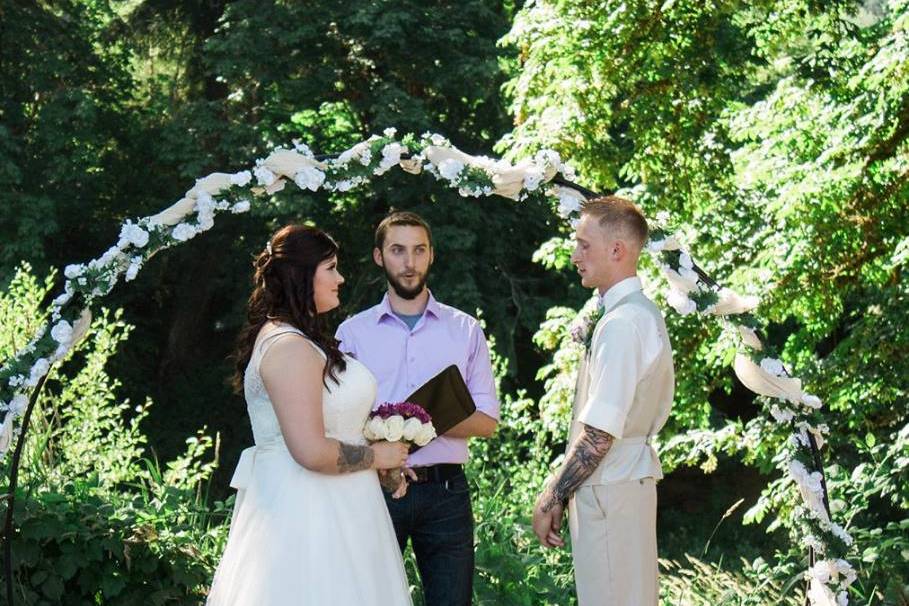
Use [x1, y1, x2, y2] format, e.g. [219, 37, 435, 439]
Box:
[336, 210, 499, 606]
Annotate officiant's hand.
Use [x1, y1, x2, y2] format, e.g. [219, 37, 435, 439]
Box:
[532, 494, 566, 548]
[391, 468, 418, 499]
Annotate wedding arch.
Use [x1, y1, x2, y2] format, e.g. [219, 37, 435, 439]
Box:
[0, 129, 855, 605]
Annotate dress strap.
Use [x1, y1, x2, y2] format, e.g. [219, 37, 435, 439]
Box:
[253, 325, 326, 376]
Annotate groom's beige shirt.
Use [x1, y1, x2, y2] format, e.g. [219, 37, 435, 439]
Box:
[571, 276, 674, 485]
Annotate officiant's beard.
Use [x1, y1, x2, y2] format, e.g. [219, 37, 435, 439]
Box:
[385, 269, 429, 300]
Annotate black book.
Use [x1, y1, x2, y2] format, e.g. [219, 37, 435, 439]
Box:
[404, 365, 477, 451]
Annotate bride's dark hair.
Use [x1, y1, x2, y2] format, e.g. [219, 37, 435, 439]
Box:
[232, 224, 347, 393]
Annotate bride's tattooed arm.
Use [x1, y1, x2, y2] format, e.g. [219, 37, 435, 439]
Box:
[540, 424, 615, 512]
[337, 442, 375, 473]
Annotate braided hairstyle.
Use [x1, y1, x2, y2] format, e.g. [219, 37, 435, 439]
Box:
[232, 225, 347, 393]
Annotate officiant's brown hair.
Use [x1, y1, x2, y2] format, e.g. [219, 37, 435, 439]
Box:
[580, 195, 649, 249]
[374, 211, 434, 249]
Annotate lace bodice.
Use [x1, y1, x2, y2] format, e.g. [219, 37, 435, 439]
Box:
[243, 324, 377, 447]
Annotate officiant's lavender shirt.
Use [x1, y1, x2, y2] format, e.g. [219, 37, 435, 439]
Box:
[336, 292, 499, 467]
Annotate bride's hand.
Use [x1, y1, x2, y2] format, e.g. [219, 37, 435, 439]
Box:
[370, 440, 409, 470]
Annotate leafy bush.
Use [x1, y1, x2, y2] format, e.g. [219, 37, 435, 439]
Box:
[1, 265, 228, 604]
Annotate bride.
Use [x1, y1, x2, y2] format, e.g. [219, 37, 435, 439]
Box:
[206, 224, 413, 605]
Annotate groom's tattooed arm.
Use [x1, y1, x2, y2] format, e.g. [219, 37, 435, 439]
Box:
[337, 442, 375, 473]
[540, 424, 615, 512]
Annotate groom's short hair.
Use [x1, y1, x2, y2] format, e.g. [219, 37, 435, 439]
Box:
[580, 196, 648, 249]
[375, 211, 434, 249]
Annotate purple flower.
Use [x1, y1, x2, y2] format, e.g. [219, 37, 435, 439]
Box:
[371, 401, 432, 424]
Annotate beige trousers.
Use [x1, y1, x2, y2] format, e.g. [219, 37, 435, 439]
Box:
[568, 478, 658, 606]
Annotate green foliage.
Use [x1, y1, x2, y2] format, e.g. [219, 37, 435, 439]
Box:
[1, 265, 228, 604]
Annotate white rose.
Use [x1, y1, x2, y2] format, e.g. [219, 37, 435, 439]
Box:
[836, 560, 857, 585]
[810, 560, 836, 584]
[231, 200, 251, 214]
[383, 127, 397, 138]
[293, 166, 326, 192]
[414, 423, 437, 447]
[254, 165, 277, 187]
[125, 259, 142, 282]
[666, 289, 697, 315]
[358, 147, 373, 166]
[64, 264, 85, 279]
[678, 266, 700, 286]
[663, 266, 699, 293]
[830, 523, 853, 546]
[760, 357, 786, 377]
[802, 535, 824, 552]
[523, 167, 544, 191]
[384, 415, 405, 442]
[534, 149, 561, 171]
[402, 417, 423, 442]
[429, 134, 447, 146]
[438, 159, 464, 181]
[376, 143, 405, 175]
[836, 591, 848, 606]
[50, 320, 74, 345]
[679, 251, 694, 269]
[171, 223, 198, 242]
[365, 416, 386, 441]
[230, 170, 252, 186]
[118, 222, 150, 249]
[52, 291, 73, 309]
[97, 246, 122, 267]
[292, 140, 313, 156]
[769, 405, 795, 423]
[9, 394, 28, 414]
[28, 358, 50, 386]
[801, 393, 823, 409]
[557, 193, 581, 218]
[647, 238, 666, 253]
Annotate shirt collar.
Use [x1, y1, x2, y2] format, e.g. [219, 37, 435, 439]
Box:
[375, 290, 441, 324]
[598, 276, 642, 314]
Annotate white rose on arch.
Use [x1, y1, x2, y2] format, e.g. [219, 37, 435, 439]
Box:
[294, 165, 326, 192]
[438, 159, 465, 182]
[118, 222, 150, 249]
[666, 289, 697, 315]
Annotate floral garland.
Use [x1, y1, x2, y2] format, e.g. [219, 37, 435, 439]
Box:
[0, 129, 853, 604]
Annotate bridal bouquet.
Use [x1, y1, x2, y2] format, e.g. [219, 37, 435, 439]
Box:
[363, 402, 436, 447]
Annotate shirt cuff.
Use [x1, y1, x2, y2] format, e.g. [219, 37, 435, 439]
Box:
[577, 401, 624, 439]
[473, 396, 501, 421]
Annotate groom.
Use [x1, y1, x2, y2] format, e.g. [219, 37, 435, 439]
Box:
[532, 196, 674, 606]
[336, 210, 499, 606]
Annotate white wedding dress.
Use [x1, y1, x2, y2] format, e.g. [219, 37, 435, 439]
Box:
[206, 324, 412, 605]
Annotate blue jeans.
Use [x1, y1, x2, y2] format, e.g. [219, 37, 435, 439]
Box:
[383, 469, 474, 606]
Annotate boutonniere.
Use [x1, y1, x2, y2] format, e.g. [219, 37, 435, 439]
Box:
[569, 295, 604, 351]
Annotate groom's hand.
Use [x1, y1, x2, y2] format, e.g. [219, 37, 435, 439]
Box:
[532, 493, 565, 548]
